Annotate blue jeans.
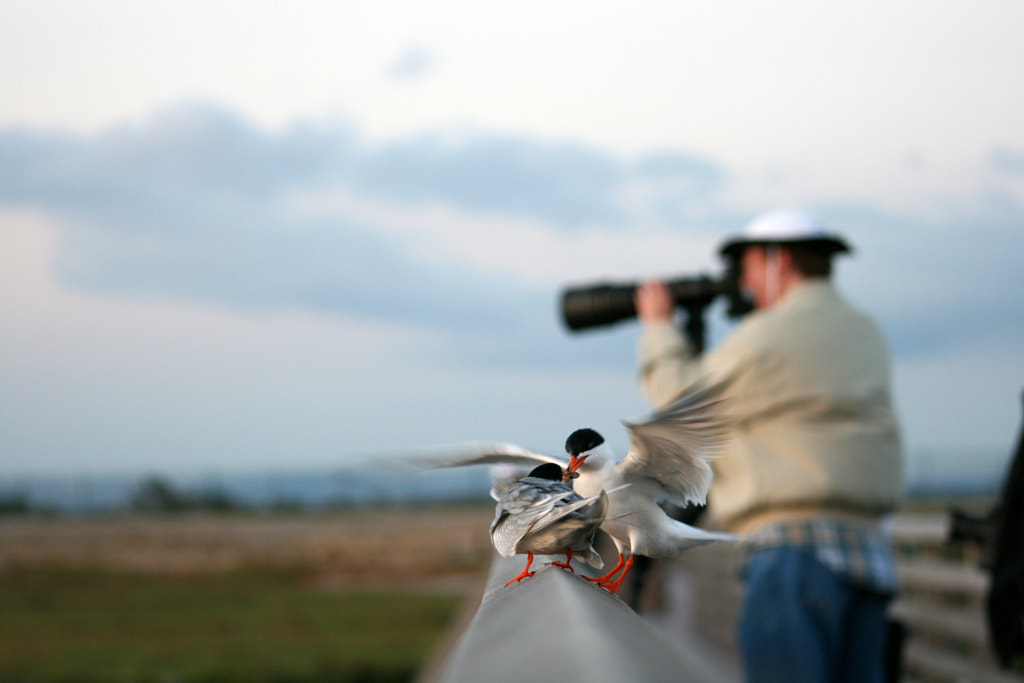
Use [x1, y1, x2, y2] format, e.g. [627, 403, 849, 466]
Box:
[739, 546, 890, 683]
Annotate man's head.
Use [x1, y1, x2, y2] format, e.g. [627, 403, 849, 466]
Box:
[720, 209, 851, 309]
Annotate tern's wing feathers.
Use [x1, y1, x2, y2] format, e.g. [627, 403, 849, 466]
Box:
[410, 441, 567, 471]
[618, 383, 726, 507]
[400, 442, 567, 502]
[526, 490, 608, 535]
[491, 486, 576, 531]
[489, 477, 517, 501]
[490, 483, 606, 558]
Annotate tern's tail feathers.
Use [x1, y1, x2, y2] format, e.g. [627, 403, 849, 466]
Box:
[604, 509, 739, 557]
[571, 546, 604, 571]
[660, 523, 738, 555]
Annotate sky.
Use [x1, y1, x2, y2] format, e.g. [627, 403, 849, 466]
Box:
[1, 1, 1022, 488]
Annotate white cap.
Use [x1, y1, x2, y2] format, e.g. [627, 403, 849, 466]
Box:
[719, 208, 851, 257]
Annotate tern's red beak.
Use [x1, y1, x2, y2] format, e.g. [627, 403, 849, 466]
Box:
[563, 454, 589, 482]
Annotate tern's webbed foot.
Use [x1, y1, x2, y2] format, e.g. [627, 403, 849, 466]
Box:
[505, 552, 537, 586]
[551, 548, 575, 572]
[584, 552, 634, 594]
[596, 554, 635, 594]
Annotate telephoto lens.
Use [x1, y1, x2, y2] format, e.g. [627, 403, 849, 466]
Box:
[560, 282, 639, 331]
[560, 275, 731, 332]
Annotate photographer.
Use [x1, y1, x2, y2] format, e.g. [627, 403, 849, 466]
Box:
[635, 209, 903, 683]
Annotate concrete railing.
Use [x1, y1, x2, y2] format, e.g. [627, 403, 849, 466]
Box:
[425, 511, 1023, 683]
[429, 555, 726, 683]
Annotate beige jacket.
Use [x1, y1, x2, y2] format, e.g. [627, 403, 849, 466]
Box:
[638, 280, 903, 533]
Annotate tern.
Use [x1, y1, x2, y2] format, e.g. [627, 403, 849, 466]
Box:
[490, 462, 608, 585]
[417, 383, 735, 592]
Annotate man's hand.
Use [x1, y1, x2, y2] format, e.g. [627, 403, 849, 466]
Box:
[635, 280, 675, 324]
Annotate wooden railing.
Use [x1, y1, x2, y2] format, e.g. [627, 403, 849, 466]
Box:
[891, 514, 1021, 683]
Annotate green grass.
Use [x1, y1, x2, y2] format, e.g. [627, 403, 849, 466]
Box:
[0, 567, 463, 683]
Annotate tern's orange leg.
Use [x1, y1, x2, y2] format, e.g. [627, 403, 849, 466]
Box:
[505, 552, 537, 586]
[585, 553, 626, 585]
[551, 547, 575, 572]
[598, 553, 636, 594]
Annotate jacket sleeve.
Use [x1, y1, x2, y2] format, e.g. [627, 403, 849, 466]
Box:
[637, 317, 769, 425]
[636, 320, 705, 407]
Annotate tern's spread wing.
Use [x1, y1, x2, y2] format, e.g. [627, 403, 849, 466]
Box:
[618, 383, 726, 507]
[409, 441, 567, 471]
[400, 442, 568, 502]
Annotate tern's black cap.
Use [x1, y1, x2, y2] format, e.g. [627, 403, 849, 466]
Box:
[565, 428, 605, 456]
[527, 463, 564, 481]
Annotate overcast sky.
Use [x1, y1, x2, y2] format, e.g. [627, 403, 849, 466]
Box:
[2, 1, 1022, 486]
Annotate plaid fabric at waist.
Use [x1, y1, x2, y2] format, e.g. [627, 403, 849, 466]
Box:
[740, 518, 899, 596]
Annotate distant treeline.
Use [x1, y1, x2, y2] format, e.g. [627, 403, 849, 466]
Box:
[0, 468, 494, 516]
[1, 451, 1012, 517]
[0, 475, 287, 515]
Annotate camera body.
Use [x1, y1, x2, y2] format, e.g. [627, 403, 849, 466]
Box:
[560, 263, 752, 333]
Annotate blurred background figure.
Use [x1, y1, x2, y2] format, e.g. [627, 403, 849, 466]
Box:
[635, 208, 903, 683]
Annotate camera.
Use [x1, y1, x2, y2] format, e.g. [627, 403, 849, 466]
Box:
[560, 261, 752, 333]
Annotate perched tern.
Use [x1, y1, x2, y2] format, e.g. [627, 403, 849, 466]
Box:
[564, 421, 735, 593]
[490, 462, 608, 585]
[417, 383, 735, 593]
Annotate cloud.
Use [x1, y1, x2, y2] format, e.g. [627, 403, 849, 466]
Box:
[0, 102, 726, 335]
[388, 46, 436, 82]
[351, 132, 629, 226]
[2, 99, 1024, 478]
[990, 146, 1024, 175]
[1, 100, 1023, 379]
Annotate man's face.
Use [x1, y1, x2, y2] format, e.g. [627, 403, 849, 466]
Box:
[740, 246, 770, 309]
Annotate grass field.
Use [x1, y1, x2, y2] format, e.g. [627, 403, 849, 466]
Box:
[0, 507, 494, 683]
[2, 499, 985, 683]
[0, 567, 462, 683]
